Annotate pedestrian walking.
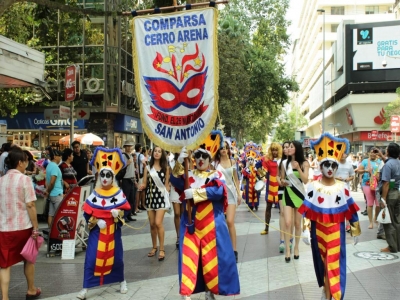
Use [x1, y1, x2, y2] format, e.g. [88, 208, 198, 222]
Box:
[0, 148, 41, 300]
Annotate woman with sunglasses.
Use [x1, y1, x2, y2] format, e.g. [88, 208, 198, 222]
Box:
[213, 141, 241, 263]
[280, 141, 309, 262]
[139, 146, 170, 261]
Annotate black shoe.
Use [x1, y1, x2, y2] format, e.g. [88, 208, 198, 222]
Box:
[139, 206, 146, 211]
[125, 218, 130, 223]
[255, 207, 258, 211]
[377, 235, 386, 240]
[131, 212, 137, 216]
[127, 216, 136, 222]
[294, 255, 299, 260]
[361, 209, 368, 215]
[285, 257, 291, 263]
[234, 251, 238, 263]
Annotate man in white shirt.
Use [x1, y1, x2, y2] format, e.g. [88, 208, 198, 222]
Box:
[121, 140, 137, 222]
[335, 153, 355, 189]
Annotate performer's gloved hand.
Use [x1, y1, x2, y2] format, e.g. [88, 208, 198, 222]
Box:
[184, 188, 193, 199]
[111, 209, 120, 218]
[353, 236, 359, 246]
[178, 147, 188, 164]
[97, 219, 106, 229]
[245, 167, 250, 173]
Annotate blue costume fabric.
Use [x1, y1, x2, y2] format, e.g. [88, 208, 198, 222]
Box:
[82, 187, 130, 288]
[170, 168, 240, 296]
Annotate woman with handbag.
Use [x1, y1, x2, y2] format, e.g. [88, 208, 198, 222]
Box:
[357, 148, 383, 229]
[139, 146, 170, 261]
[0, 148, 41, 300]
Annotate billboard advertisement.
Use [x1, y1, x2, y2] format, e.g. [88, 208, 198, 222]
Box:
[353, 25, 400, 71]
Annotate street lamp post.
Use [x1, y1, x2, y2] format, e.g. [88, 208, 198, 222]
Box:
[317, 9, 325, 132]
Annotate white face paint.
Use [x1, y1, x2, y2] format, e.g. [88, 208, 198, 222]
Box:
[100, 169, 113, 187]
[321, 161, 338, 178]
[194, 151, 210, 171]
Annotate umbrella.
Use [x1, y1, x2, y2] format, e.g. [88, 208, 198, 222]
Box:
[78, 133, 104, 146]
[59, 134, 82, 146]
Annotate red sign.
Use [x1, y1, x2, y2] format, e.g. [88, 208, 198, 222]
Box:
[390, 115, 400, 133]
[371, 130, 378, 140]
[65, 65, 79, 102]
[48, 187, 83, 252]
[359, 131, 391, 141]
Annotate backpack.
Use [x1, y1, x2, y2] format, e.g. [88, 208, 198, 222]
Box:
[115, 153, 130, 181]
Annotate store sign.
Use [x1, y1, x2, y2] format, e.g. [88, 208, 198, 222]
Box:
[360, 131, 391, 141]
[390, 115, 400, 133]
[114, 115, 143, 133]
[371, 130, 378, 140]
[1, 113, 86, 130]
[65, 65, 79, 102]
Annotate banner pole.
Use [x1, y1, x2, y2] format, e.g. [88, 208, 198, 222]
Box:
[122, 0, 229, 16]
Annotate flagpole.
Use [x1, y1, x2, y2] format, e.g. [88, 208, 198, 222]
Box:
[122, 0, 229, 16]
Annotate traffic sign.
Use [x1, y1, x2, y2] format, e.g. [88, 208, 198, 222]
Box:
[371, 130, 378, 140]
[44, 108, 61, 120]
[75, 108, 90, 120]
[59, 105, 70, 119]
[390, 115, 400, 133]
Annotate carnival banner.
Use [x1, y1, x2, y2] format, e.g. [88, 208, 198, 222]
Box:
[132, 7, 219, 152]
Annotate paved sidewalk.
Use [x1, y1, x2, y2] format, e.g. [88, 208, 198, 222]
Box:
[6, 191, 400, 300]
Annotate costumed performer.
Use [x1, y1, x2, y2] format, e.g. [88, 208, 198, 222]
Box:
[170, 131, 240, 300]
[77, 147, 131, 300]
[298, 133, 361, 300]
[256, 143, 282, 235]
[242, 152, 260, 211]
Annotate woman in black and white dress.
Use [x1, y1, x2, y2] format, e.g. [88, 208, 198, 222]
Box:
[140, 146, 170, 261]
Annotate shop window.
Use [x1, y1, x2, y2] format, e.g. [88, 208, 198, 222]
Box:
[331, 6, 345, 15]
[365, 6, 379, 14]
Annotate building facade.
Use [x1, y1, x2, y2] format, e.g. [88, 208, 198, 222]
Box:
[291, 0, 400, 153]
[1, 0, 146, 150]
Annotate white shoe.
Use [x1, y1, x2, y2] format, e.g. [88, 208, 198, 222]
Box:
[205, 291, 216, 300]
[181, 296, 191, 300]
[120, 280, 128, 294]
[302, 230, 311, 245]
[76, 289, 87, 300]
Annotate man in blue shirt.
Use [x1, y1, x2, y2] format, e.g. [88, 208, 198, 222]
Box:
[379, 143, 400, 253]
[44, 149, 64, 228]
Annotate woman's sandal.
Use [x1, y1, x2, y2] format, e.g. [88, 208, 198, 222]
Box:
[176, 237, 179, 249]
[158, 250, 165, 261]
[148, 247, 158, 257]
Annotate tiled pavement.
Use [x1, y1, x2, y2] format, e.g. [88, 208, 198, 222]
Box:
[7, 190, 400, 300]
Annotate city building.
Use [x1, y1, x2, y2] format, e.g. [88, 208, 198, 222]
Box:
[291, 0, 400, 153]
[1, 0, 145, 150]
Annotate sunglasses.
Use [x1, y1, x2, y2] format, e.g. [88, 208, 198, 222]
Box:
[194, 152, 209, 159]
[220, 147, 227, 150]
[100, 171, 113, 179]
[322, 161, 338, 169]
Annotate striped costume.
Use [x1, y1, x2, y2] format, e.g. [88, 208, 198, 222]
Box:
[242, 165, 259, 209]
[170, 168, 240, 297]
[82, 186, 131, 288]
[298, 181, 360, 300]
[257, 158, 279, 203]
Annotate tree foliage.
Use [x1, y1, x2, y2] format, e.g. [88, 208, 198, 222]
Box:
[381, 87, 400, 130]
[274, 104, 308, 142]
[217, 0, 298, 143]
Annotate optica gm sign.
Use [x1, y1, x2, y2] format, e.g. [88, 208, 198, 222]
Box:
[65, 65, 80, 102]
